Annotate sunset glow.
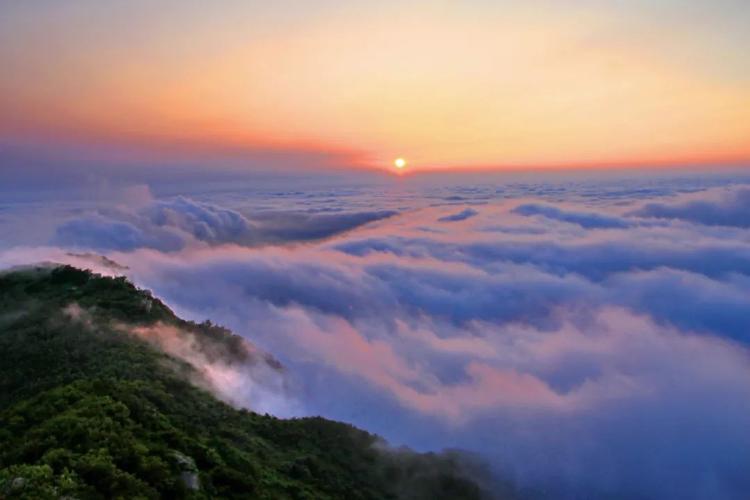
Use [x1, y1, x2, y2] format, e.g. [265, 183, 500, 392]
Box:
[1, 1, 749, 172]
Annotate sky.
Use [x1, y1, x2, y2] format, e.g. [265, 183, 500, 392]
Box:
[1, 0, 750, 175]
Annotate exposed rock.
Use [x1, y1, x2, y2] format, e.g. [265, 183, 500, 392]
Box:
[171, 451, 200, 491]
[180, 471, 201, 491]
[9, 476, 26, 492]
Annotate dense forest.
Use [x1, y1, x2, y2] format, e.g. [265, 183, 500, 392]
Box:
[0, 264, 518, 499]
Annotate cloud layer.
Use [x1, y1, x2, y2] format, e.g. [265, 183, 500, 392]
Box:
[633, 186, 750, 227]
[3, 175, 750, 499]
[53, 194, 397, 251]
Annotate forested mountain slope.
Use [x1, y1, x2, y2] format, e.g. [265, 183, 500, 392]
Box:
[0, 265, 512, 499]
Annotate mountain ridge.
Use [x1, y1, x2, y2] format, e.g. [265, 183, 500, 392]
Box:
[0, 264, 515, 499]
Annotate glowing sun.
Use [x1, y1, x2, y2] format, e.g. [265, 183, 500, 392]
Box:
[394, 158, 406, 169]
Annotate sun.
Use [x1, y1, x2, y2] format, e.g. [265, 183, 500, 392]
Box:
[394, 158, 406, 169]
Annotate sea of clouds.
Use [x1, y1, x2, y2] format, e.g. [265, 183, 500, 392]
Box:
[2, 170, 750, 499]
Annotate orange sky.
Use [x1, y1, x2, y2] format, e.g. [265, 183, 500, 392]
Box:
[1, 0, 749, 172]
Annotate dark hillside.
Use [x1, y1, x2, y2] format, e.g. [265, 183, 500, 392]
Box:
[0, 265, 511, 499]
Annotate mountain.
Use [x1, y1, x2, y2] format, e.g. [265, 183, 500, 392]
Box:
[0, 265, 514, 499]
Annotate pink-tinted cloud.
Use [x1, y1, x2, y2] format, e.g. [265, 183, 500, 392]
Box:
[4, 178, 750, 498]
